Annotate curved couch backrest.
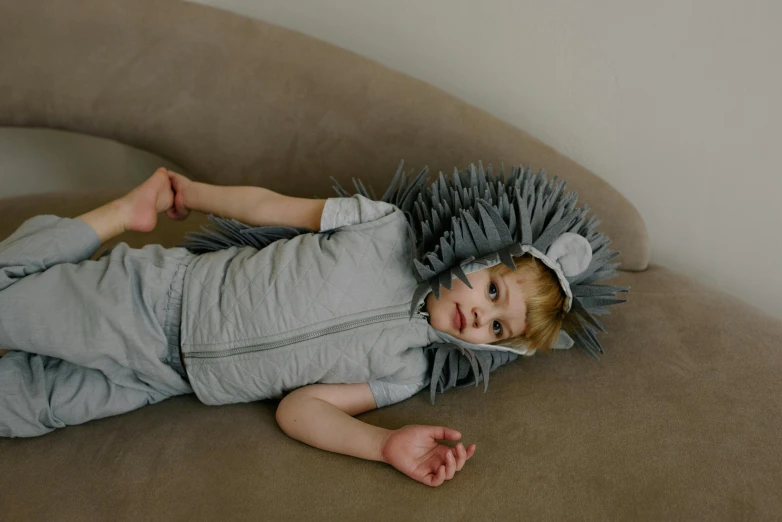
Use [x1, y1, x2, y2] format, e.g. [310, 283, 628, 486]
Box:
[0, 0, 649, 271]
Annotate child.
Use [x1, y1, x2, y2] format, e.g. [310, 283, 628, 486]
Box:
[0, 163, 626, 488]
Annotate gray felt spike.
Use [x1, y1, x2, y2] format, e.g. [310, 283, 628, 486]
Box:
[380, 160, 404, 202]
[508, 205, 517, 241]
[421, 221, 434, 247]
[465, 350, 481, 385]
[452, 217, 469, 259]
[353, 177, 369, 197]
[430, 278, 441, 299]
[578, 318, 605, 354]
[414, 199, 425, 227]
[530, 182, 546, 239]
[572, 330, 601, 360]
[476, 203, 503, 250]
[515, 187, 533, 244]
[488, 181, 497, 202]
[426, 252, 447, 273]
[439, 236, 456, 267]
[580, 266, 623, 285]
[498, 186, 508, 217]
[429, 348, 450, 404]
[451, 263, 472, 288]
[498, 246, 516, 271]
[399, 168, 430, 211]
[570, 299, 607, 333]
[447, 351, 459, 389]
[584, 216, 601, 236]
[541, 202, 566, 234]
[413, 258, 437, 280]
[463, 210, 492, 255]
[453, 188, 463, 215]
[438, 171, 450, 204]
[479, 200, 514, 246]
[571, 284, 630, 298]
[508, 242, 524, 257]
[575, 296, 628, 309]
[478, 162, 488, 195]
[441, 198, 453, 224]
[590, 233, 610, 250]
[476, 352, 491, 392]
[431, 206, 442, 237]
[532, 208, 580, 252]
[460, 215, 480, 258]
[430, 187, 441, 209]
[439, 269, 454, 291]
[452, 167, 463, 192]
[577, 327, 604, 357]
[330, 176, 350, 197]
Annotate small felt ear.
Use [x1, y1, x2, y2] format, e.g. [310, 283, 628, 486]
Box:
[545, 232, 592, 277]
[550, 329, 575, 349]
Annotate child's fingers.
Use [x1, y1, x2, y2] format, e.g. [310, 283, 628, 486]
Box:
[445, 448, 456, 480]
[454, 444, 466, 471]
[437, 464, 446, 486]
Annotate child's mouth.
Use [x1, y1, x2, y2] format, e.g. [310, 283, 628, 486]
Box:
[454, 305, 464, 332]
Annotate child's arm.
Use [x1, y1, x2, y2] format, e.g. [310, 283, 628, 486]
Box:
[275, 383, 388, 462]
[276, 383, 476, 487]
[167, 170, 326, 230]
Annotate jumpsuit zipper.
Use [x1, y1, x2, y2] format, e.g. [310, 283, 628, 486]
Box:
[185, 304, 429, 359]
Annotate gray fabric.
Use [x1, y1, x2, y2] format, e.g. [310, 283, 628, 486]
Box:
[179, 195, 444, 408]
[0, 215, 195, 437]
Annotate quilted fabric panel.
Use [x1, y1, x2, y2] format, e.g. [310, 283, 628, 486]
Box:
[180, 198, 434, 406]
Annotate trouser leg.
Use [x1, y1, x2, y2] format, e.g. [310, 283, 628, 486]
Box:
[0, 351, 171, 438]
[0, 215, 195, 437]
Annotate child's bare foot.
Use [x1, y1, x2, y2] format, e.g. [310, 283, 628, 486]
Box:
[117, 168, 175, 233]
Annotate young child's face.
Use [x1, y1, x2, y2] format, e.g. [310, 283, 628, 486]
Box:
[423, 265, 527, 345]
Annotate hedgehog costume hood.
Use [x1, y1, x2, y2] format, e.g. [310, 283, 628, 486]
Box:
[178, 160, 629, 403]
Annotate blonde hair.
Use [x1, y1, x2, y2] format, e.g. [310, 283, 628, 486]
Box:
[487, 254, 572, 353]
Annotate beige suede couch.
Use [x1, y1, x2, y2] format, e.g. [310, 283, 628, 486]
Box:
[1, 1, 781, 520]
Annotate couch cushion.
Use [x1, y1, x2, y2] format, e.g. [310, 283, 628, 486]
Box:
[1, 262, 781, 519]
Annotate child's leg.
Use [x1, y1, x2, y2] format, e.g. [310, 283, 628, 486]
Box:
[0, 169, 194, 437]
[74, 167, 174, 244]
[0, 168, 173, 291]
[0, 350, 172, 438]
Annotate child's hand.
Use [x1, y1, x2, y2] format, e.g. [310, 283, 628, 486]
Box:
[166, 169, 193, 221]
[380, 425, 477, 487]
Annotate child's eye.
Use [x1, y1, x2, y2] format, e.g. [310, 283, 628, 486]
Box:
[492, 320, 502, 336]
[488, 281, 502, 336]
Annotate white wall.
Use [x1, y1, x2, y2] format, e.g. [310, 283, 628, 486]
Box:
[185, 0, 782, 321]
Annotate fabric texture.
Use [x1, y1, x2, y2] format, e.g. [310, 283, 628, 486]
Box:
[0, 215, 195, 437]
[179, 194, 442, 408]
